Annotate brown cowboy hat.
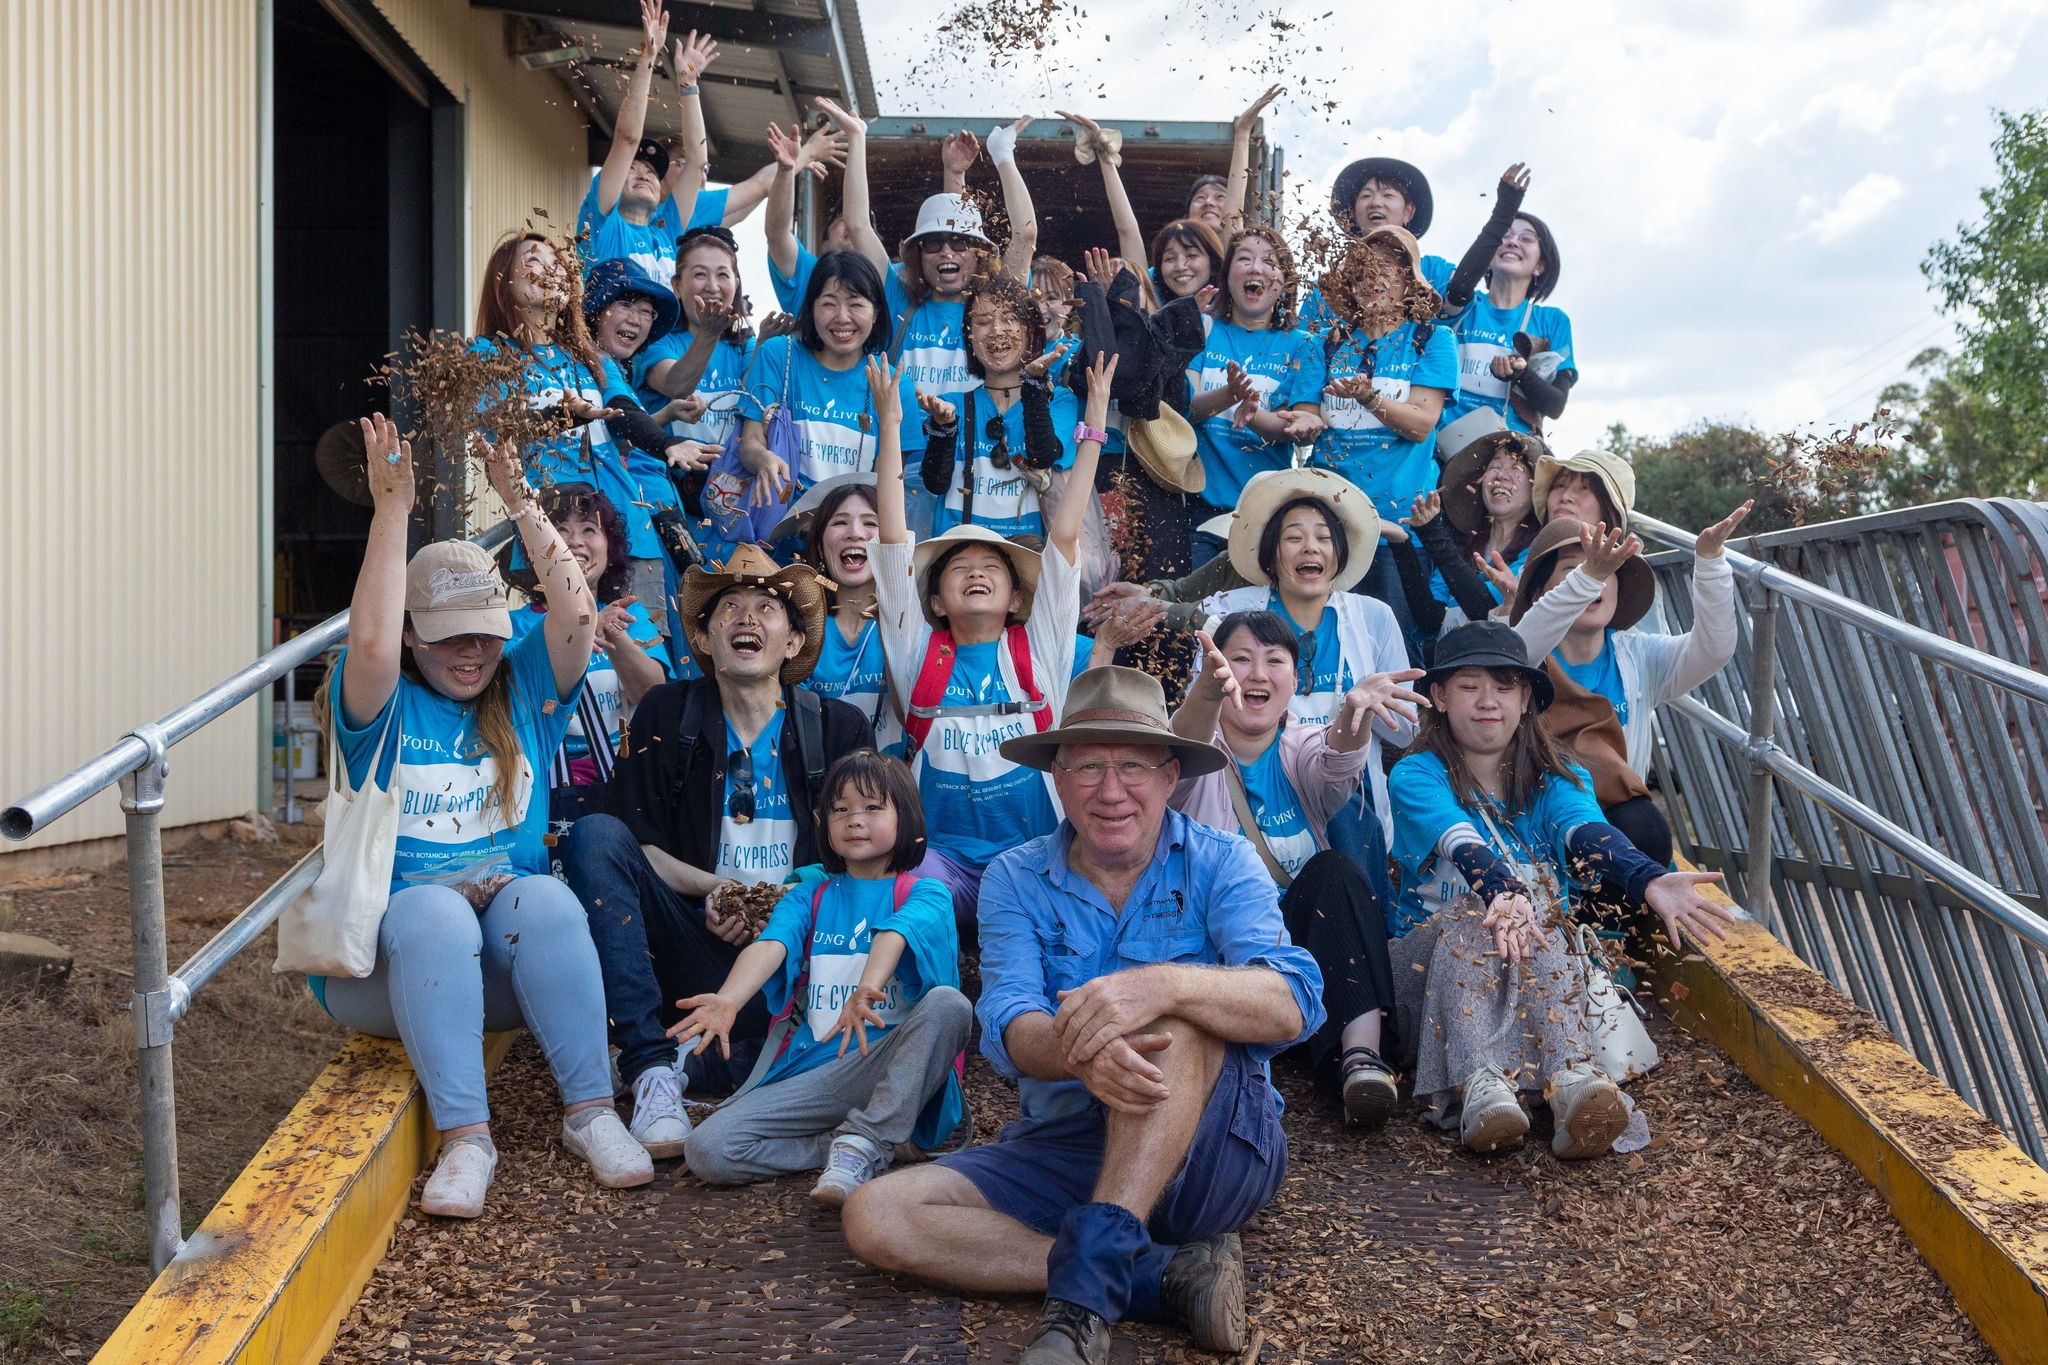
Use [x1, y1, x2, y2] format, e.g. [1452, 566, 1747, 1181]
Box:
[1438, 420, 1549, 536]
[677, 543, 830, 685]
[998, 666, 1228, 777]
[910, 523, 1042, 630]
[1508, 516, 1654, 634]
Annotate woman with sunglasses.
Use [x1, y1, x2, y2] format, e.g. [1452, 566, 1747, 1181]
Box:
[917, 274, 1079, 540]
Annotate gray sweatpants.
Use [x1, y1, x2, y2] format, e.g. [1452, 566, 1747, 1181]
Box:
[683, 986, 972, 1184]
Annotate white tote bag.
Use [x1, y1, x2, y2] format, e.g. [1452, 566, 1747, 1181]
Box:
[274, 705, 401, 978]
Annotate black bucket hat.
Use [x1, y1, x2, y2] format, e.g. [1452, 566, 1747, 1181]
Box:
[1420, 620, 1554, 712]
[1331, 157, 1433, 238]
[633, 138, 670, 180]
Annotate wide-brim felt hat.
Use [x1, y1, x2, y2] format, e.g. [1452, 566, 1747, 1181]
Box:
[1331, 157, 1434, 238]
[582, 258, 681, 347]
[769, 471, 878, 547]
[1125, 405, 1205, 494]
[911, 523, 1042, 630]
[1533, 447, 1637, 529]
[1227, 467, 1381, 593]
[1439, 419, 1550, 537]
[677, 543, 830, 685]
[1508, 515, 1655, 634]
[1420, 620, 1554, 711]
[998, 666, 1228, 776]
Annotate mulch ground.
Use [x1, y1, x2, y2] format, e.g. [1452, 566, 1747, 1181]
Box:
[0, 830, 349, 1361]
[328, 1008, 1993, 1364]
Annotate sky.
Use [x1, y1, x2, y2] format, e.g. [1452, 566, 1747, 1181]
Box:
[726, 0, 2048, 458]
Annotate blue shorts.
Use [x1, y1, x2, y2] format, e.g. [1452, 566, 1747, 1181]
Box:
[938, 1042, 1287, 1247]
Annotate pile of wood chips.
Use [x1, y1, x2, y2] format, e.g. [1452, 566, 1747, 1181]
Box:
[716, 881, 790, 936]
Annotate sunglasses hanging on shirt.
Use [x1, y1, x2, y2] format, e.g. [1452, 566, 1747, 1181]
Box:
[726, 746, 756, 825]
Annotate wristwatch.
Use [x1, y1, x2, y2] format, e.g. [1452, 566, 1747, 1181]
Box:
[1073, 421, 1110, 447]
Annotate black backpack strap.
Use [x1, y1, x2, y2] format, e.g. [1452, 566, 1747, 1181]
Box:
[790, 685, 827, 812]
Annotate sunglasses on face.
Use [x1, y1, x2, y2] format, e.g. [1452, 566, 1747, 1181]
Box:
[726, 747, 755, 825]
[924, 234, 976, 254]
[984, 414, 1012, 470]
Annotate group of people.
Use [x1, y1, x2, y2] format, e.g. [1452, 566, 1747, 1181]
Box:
[308, 8, 1761, 1358]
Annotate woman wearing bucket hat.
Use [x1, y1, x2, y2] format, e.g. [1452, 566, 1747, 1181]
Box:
[1387, 620, 1733, 1156]
[866, 347, 1118, 922]
[1536, 445, 1635, 529]
[312, 416, 653, 1217]
[1399, 412, 1548, 634]
[1169, 612, 1421, 1129]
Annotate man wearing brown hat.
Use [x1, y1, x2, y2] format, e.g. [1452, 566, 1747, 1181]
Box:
[843, 667, 1324, 1364]
[562, 545, 874, 1161]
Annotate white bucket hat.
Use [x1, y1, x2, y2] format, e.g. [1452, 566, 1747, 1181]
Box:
[902, 193, 995, 250]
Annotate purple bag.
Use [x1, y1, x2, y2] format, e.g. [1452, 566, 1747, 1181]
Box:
[703, 344, 800, 546]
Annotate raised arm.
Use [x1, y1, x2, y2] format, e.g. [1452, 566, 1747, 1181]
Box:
[818, 98, 887, 278]
[987, 117, 1037, 278]
[486, 438, 598, 698]
[1058, 111, 1148, 282]
[1441, 164, 1530, 314]
[1045, 350, 1117, 564]
[867, 354, 912, 544]
[594, 0, 670, 218]
[762, 117, 848, 279]
[1224, 85, 1281, 237]
[669, 29, 720, 211]
[1169, 629, 1237, 744]
[940, 130, 979, 196]
[339, 414, 414, 728]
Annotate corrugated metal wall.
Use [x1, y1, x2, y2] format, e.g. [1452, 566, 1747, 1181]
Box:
[0, 0, 262, 852]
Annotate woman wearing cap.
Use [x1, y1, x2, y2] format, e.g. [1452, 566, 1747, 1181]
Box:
[315, 415, 652, 1218]
[1170, 611, 1420, 1129]
[1440, 209, 1576, 436]
[780, 474, 904, 753]
[1389, 621, 1734, 1157]
[917, 274, 1080, 541]
[865, 348, 1117, 922]
[1508, 506, 1751, 943]
[575, 1, 706, 288]
[506, 482, 671, 826]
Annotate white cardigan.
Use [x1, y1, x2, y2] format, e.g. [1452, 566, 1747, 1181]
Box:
[1512, 552, 1738, 773]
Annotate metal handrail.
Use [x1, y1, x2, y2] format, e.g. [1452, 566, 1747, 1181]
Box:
[0, 518, 510, 1274]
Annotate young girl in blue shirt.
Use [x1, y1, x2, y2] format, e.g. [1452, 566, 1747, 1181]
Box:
[670, 751, 967, 1205]
[314, 416, 652, 1219]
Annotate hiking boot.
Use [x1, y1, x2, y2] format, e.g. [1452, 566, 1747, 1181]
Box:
[1160, 1232, 1247, 1352]
[563, 1106, 655, 1188]
[1548, 1062, 1630, 1159]
[628, 1062, 691, 1159]
[1340, 1046, 1399, 1129]
[1018, 1300, 1110, 1365]
[810, 1133, 890, 1208]
[1459, 1063, 1529, 1153]
[419, 1134, 496, 1219]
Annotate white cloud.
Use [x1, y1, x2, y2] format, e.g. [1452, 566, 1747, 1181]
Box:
[1796, 173, 1907, 245]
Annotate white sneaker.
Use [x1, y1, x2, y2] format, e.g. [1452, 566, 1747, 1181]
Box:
[1548, 1062, 1630, 1159]
[1459, 1063, 1530, 1153]
[809, 1133, 890, 1208]
[563, 1107, 655, 1188]
[419, 1135, 497, 1218]
[628, 1063, 691, 1159]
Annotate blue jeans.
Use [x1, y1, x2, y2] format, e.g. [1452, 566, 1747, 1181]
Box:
[1188, 528, 1228, 571]
[317, 877, 613, 1131]
[560, 814, 765, 1090]
[937, 1044, 1286, 1322]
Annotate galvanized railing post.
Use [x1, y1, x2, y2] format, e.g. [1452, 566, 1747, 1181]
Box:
[118, 723, 183, 1274]
[1742, 581, 1781, 920]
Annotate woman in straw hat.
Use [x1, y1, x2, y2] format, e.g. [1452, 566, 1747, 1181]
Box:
[865, 347, 1119, 922]
[313, 416, 653, 1218]
[1536, 445, 1635, 529]
[1388, 621, 1734, 1157]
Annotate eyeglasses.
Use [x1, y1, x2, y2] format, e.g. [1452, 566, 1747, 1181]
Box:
[726, 747, 755, 825]
[1053, 757, 1177, 789]
[923, 233, 976, 254]
[984, 414, 1012, 470]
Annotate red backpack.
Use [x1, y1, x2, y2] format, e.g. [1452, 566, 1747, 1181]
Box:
[900, 625, 1054, 756]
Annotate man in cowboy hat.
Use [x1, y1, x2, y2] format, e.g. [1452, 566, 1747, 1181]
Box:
[562, 544, 875, 1161]
[843, 668, 1324, 1364]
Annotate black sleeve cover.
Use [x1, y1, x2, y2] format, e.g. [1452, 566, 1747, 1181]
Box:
[1416, 517, 1498, 621]
[1441, 175, 1530, 313]
[1451, 840, 1525, 903]
[1512, 365, 1576, 421]
[1017, 376, 1063, 469]
[1389, 540, 1447, 636]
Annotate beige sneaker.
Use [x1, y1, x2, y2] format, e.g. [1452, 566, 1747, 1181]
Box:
[1548, 1062, 1630, 1159]
[1459, 1063, 1529, 1153]
[563, 1106, 655, 1188]
[419, 1134, 496, 1218]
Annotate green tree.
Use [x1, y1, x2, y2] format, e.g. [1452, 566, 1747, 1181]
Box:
[1606, 420, 1831, 532]
[1877, 347, 2039, 503]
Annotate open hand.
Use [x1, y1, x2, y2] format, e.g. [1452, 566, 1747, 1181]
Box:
[765, 120, 804, 170]
[941, 129, 980, 176]
[914, 389, 956, 429]
[1192, 628, 1245, 709]
[1082, 246, 1120, 291]
[1276, 409, 1324, 443]
[1082, 349, 1119, 431]
[637, 0, 670, 62]
[1083, 580, 1151, 626]
[1095, 597, 1167, 652]
[823, 985, 891, 1059]
[749, 455, 793, 508]
[702, 883, 758, 945]
[1643, 871, 1737, 952]
[756, 312, 799, 343]
[1579, 521, 1642, 581]
[478, 435, 532, 516]
[362, 414, 415, 512]
[1341, 668, 1427, 734]
[691, 292, 737, 338]
[1694, 500, 1754, 560]
[1024, 338, 1073, 381]
[1501, 162, 1531, 194]
[667, 992, 738, 1057]
[1406, 490, 1442, 529]
[672, 29, 719, 86]
[595, 595, 640, 648]
[665, 440, 721, 471]
[1235, 84, 1283, 135]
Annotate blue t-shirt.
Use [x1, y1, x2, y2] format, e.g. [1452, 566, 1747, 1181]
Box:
[916, 638, 1059, 870]
[1236, 736, 1320, 881]
[930, 386, 1081, 540]
[771, 243, 818, 316]
[509, 599, 668, 760]
[1310, 322, 1462, 521]
[689, 186, 730, 231]
[1269, 593, 1354, 729]
[1555, 632, 1629, 728]
[1442, 295, 1576, 433]
[575, 179, 730, 286]
[804, 616, 900, 752]
[756, 872, 953, 1085]
[715, 710, 798, 885]
[886, 268, 977, 470]
[1389, 752, 1603, 937]
[332, 627, 576, 894]
[634, 333, 754, 453]
[740, 335, 916, 491]
[1299, 253, 1455, 333]
[1189, 319, 1327, 511]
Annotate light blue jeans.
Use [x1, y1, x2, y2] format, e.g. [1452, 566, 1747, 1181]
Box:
[319, 876, 613, 1131]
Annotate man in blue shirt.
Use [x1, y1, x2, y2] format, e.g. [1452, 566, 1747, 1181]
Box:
[843, 668, 1324, 1365]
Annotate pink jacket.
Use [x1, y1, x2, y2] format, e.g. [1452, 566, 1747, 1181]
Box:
[1170, 722, 1369, 852]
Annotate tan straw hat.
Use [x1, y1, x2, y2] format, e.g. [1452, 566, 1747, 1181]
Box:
[1508, 515, 1654, 634]
[1533, 447, 1637, 528]
[999, 666, 1228, 776]
[1226, 467, 1381, 592]
[677, 543, 830, 684]
[910, 523, 1042, 630]
[405, 541, 512, 643]
[1125, 406, 1206, 494]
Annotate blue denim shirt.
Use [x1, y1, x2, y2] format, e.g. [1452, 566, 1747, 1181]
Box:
[976, 808, 1326, 1119]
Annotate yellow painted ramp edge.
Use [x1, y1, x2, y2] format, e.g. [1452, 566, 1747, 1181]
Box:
[1660, 875, 2048, 1365]
[92, 1030, 518, 1365]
